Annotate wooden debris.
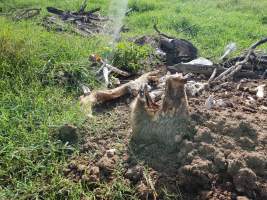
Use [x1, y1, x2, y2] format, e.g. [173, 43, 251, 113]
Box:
[89, 54, 131, 77]
[104, 63, 130, 77]
[44, 2, 107, 37]
[214, 38, 267, 82]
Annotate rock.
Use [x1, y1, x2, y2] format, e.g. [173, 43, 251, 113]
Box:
[205, 95, 216, 110]
[57, 124, 79, 144]
[233, 168, 257, 195]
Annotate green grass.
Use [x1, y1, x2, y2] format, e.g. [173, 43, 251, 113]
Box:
[0, 0, 267, 199]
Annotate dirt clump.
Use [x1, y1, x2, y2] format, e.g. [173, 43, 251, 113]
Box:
[233, 168, 257, 195]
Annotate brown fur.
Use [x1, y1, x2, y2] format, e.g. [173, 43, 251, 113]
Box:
[131, 74, 190, 145]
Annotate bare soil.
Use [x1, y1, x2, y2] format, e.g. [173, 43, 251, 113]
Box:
[65, 78, 267, 200]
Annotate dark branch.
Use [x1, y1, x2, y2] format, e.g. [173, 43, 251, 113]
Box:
[78, 0, 88, 14]
[153, 24, 174, 39]
[47, 7, 64, 15]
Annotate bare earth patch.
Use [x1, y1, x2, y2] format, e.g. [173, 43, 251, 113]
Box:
[65, 78, 266, 200]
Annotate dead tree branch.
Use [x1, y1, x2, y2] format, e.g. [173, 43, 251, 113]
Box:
[153, 24, 174, 39]
[78, 0, 88, 14]
[214, 38, 267, 82]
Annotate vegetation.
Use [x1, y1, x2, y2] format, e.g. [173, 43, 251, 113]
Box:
[112, 42, 151, 73]
[0, 0, 267, 199]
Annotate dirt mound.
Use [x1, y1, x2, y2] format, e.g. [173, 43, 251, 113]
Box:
[66, 79, 266, 199]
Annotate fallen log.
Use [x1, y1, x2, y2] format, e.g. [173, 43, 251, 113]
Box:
[45, 3, 105, 37]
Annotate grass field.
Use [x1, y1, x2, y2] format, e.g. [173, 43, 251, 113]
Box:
[0, 0, 267, 199]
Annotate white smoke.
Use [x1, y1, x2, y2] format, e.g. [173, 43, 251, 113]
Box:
[105, 0, 128, 48]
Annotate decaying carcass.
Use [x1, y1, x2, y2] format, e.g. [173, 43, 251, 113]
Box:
[154, 24, 198, 65]
[131, 73, 193, 146]
[160, 38, 198, 65]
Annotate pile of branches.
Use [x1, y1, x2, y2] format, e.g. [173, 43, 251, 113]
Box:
[168, 38, 267, 82]
[43, 0, 107, 37]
